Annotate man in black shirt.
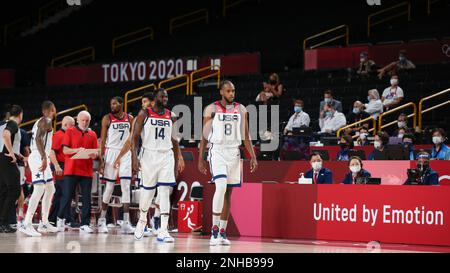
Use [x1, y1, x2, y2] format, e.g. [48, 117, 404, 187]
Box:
[0, 105, 23, 233]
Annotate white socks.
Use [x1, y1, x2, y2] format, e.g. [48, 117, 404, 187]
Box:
[220, 220, 228, 231]
[123, 212, 130, 222]
[158, 186, 171, 231]
[212, 179, 227, 226]
[41, 183, 55, 225]
[139, 189, 155, 222]
[24, 184, 45, 225]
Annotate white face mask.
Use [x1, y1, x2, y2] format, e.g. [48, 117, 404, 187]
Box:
[359, 133, 367, 140]
[374, 140, 382, 149]
[390, 79, 398, 85]
[398, 134, 404, 139]
[312, 161, 322, 171]
[398, 121, 406, 128]
[432, 136, 443, 145]
[350, 165, 361, 173]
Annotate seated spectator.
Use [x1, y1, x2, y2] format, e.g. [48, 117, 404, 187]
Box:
[304, 153, 332, 184]
[402, 134, 415, 160]
[284, 99, 310, 135]
[369, 131, 390, 160]
[356, 51, 376, 79]
[390, 113, 412, 136]
[431, 128, 450, 160]
[342, 156, 371, 184]
[256, 73, 283, 104]
[319, 90, 343, 114]
[347, 100, 371, 133]
[319, 103, 347, 134]
[381, 75, 404, 110]
[404, 151, 438, 185]
[363, 89, 383, 120]
[355, 127, 370, 146]
[336, 135, 355, 161]
[377, 50, 416, 79]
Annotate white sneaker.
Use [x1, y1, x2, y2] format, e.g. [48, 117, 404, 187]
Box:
[19, 223, 42, 237]
[121, 221, 135, 234]
[79, 225, 94, 234]
[37, 221, 59, 233]
[134, 220, 146, 240]
[220, 230, 231, 246]
[209, 226, 220, 246]
[17, 220, 25, 232]
[57, 218, 66, 232]
[143, 225, 151, 237]
[97, 218, 108, 233]
[157, 229, 174, 243]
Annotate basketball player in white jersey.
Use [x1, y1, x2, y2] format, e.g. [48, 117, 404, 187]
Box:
[131, 88, 183, 242]
[198, 80, 258, 246]
[113, 92, 155, 236]
[20, 101, 63, 237]
[98, 96, 134, 233]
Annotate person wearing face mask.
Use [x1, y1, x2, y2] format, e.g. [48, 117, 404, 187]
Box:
[319, 103, 346, 134]
[319, 90, 342, 115]
[377, 50, 415, 79]
[284, 99, 310, 135]
[363, 89, 383, 120]
[381, 75, 404, 110]
[342, 156, 371, 184]
[304, 153, 333, 184]
[431, 128, 450, 160]
[356, 128, 370, 146]
[347, 101, 370, 133]
[356, 52, 376, 79]
[336, 135, 355, 161]
[402, 134, 415, 160]
[404, 152, 438, 185]
[369, 131, 389, 160]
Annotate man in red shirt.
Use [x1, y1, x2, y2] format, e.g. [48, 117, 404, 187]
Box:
[58, 111, 98, 233]
[49, 116, 74, 227]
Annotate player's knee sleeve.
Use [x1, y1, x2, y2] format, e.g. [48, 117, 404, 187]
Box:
[44, 182, 55, 196]
[102, 182, 115, 204]
[212, 178, 227, 214]
[139, 188, 155, 212]
[120, 179, 131, 204]
[158, 186, 171, 214]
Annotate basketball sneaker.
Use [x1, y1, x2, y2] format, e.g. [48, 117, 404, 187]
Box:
[37, 221, 58, 233]
[209, 225, 221, 246]
[79, 225, 94, 234]
[157, 229, 174, 243]
[20, 223, 41, 237]
[121, 221, 134, 234]
[97, 218, 108, 233]
[220, 228, 231, 245]
[134, 219, 146, 240]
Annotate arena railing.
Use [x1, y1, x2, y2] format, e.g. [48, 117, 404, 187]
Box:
[418, 88, 450, 130]
[19, 104, 88, 133]
[38, 0, 65, 29]
[51, 46, 95, 67]
[53, 104, 88, 130]
[222, 0, 257, 17]
[158, 74, 190, 95]
[124, 83, 157, 113]
[112, 27, 154, 55]
[303, 24, 349, 50]
[169, 8, 209, 35]
[189, 65, 221, 95]
[427, 0, 443, 15]
[3, 16, 31, 46]
[378, 102, 417, 132]
[336, 116, 377, 139]
[367, 1, 411, 37]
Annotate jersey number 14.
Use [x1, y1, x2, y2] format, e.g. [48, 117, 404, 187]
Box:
[155, 128, 166, 139]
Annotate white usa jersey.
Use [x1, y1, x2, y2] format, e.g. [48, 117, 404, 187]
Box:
[142, 108, 174, 151]
[30, 118, 53, 156]
[207, 101, 243, 148]
[106, 113, 131, 150]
